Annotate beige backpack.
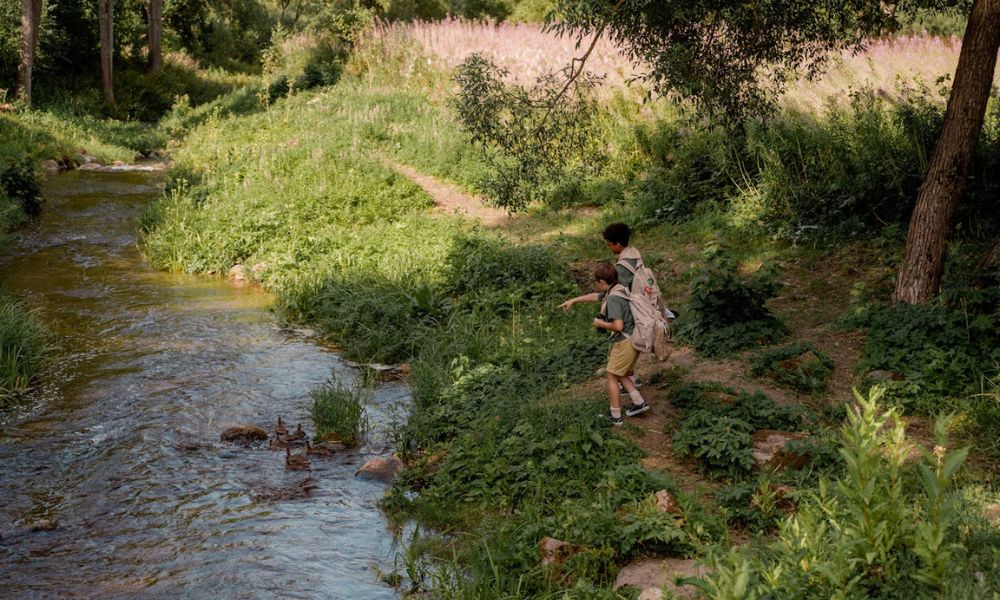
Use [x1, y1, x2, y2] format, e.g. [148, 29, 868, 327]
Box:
[601, 275, 674, 362]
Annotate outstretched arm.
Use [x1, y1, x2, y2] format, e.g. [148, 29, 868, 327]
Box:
[558, 293, 600, 312]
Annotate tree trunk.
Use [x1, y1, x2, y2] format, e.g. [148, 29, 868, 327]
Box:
[17, 0, 42, 106]
[893, 0, 1000, 304]
[147, 0, 162, 72]
[98, 0, 115, 105]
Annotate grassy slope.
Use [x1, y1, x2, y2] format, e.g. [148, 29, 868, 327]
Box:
[141, 39, 1000, 597]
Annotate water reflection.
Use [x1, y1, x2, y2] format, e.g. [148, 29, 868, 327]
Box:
[0, 171, 401, 599]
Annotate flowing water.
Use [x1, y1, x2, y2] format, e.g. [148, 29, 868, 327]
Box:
[0, 170, 403, 599]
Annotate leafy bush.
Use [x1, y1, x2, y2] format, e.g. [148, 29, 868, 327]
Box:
[0, 158, 42, 218]
[673, 410, 755, 478]
[751, 342, 835, 393]
[679, 247, 787, 356]
[0, 293, 49, 398]
[309, 377, 369, 447]
[843, 289, 1000, 408]
[703, 387, 982, 599]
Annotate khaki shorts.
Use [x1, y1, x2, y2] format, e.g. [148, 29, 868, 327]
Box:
[607, 339, 640, 377]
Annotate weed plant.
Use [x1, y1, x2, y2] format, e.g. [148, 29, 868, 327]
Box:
[0, 293, 49, 398]
[751, 342, 835, 393]
[843, 289, 1000, 411]
[679, 247, 787, 357]
[701, 387, 1000, 598]
[309, 377, 368, 447]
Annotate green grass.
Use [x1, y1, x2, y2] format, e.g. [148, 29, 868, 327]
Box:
[0, 293, 48, 398]
[138, 35, 1000, 597]
[310, 377, 368, 447]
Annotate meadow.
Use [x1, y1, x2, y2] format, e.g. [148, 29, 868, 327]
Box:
[132, 20, 1000, 597]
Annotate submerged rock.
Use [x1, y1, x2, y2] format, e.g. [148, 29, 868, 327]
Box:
[42, 159, 61, 173]
[356, 455, 404, 483]
[28, 519, 58, 532]
[220, 424, 268, 445]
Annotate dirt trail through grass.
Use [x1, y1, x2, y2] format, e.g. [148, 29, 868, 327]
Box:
[389, 161, 509, 226]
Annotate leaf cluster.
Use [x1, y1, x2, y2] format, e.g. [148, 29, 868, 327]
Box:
[751, 342, 835, 393]
[453, 53, 601, 211]
[679, 247, 787, 356]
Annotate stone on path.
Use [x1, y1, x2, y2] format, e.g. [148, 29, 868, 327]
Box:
[614, 558, 711, 599]
[752, 429, 808, 470]
[654, 489, 682, 514]
[539, 536, 584, 567]
[220, 424, 268, 445]
[356, 455, 404, 483]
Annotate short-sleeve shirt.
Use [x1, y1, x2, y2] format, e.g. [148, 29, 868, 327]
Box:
[597, 286, 635, 343]
[616, 257, 639, 291]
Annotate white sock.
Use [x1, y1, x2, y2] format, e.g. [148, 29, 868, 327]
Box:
[629, 390, 645, 406]
[610, 407, 622, 418]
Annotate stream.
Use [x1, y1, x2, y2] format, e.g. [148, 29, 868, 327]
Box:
[0, 170, 403, 599]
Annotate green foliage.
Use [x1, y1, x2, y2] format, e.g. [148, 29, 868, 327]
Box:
[671, 383, 807, 478]
[674, 411, 756, 478]
[549, 0, 930, 121]
[0, 157, 42, 219]
[309, 376, 368, 447]
[843, 289, 1000, 410]
[679, 247, 787, 357]
[0, 293, 49, 399]
[751, 342, 834, 393]
[702, 387, 992, 599]
[453, 53, 600, 211]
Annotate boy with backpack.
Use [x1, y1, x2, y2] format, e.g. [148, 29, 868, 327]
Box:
[559, 263, 650, 425]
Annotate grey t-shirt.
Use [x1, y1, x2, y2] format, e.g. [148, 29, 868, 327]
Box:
[597, 286, 635, 343]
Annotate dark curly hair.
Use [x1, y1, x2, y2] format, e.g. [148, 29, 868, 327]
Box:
[602, 222, 630, 247]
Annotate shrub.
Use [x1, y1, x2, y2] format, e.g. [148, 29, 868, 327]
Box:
[842, 289, 1000, 409]
[0, 293, 49, 398]
[679, 247, 787, 356]
[751, 342, 835, 393]
[0, 158, 42, 218]
[703, 387, 981, 599]
[673, 410, 755, 478]
[309, 377, 369, 447]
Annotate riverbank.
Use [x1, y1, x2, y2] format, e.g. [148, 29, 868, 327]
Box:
[137, 27, 1000, 598]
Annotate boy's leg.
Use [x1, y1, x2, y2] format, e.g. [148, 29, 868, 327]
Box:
[606, 373, 623, 412]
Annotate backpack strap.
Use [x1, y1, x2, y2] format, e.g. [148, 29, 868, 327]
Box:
[617, 247, 643, 274]
[600, 284, 629, 314]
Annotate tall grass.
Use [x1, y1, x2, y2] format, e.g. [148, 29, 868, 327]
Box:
[310, 377, 369, 447]
[0, 293, 48, 398]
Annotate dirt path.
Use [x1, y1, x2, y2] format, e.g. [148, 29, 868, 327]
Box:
[388, 161, 509, 226]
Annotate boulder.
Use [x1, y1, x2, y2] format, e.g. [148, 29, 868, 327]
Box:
[985, 504, 1000, 525]
[228, 264, 247, 284]
[866, 369, 904, 382]
[539, 536, 584, 567]
[752, 430, 808, 470]
[356, 455, 405, 483]
[614, 558, 711, 599]
[220, 424, 268, 445]
[638, 589, 664, 600]
[251, 262, 268, 277]
[654, 489, 682, 514]
[41, 159, 61, 173]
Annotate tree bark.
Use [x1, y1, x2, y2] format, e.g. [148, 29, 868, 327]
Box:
[893, 0, 1000, 304]
[17, 0, 42, 106]
[147, 0, 162, 72]
[98, 0, 115, 105]
[972, 232, 1000, 288]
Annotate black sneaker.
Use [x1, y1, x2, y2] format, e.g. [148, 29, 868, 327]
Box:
[618, 378, 643, 394]
[606, 413, 624, 426]
[625, 402, 650, 417]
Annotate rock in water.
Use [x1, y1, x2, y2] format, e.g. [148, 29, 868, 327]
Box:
[356, 455, 404, 483]
[220, 424, 268, 445]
